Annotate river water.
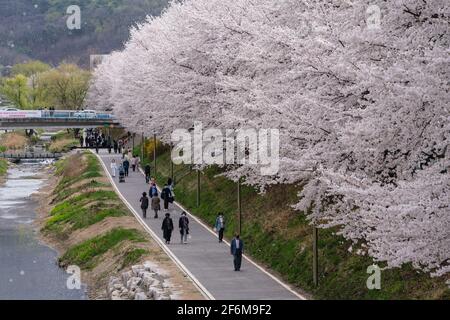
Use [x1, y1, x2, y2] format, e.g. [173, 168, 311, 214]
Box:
[0, 162, 86, 299]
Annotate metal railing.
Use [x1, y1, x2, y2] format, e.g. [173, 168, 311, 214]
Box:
[0, 110, 115, 120]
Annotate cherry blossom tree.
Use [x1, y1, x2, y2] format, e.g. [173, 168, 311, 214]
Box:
[87, 0, 450, 276]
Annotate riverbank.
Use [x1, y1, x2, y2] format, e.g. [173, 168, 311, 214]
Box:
[0, 159, 7, 184]
[0, 162, 85, 299]
[35, 151, 203, 299]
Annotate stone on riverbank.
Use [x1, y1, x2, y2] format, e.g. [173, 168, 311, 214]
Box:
[106, 261, 172, 300]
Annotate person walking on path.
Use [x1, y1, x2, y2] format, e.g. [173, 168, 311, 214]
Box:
[113, 140, 118, 154]
[118, 164, 125, 183]
[215, 212, 225, 243]
[149, 182, 158, 198]
[131, 155, 139, 172]
[161, 213, 174, 244]
[167, 177, 175, 197]
[179, 211, 190, 244]
[230, 234, 244, 271]
[140, 192, 149, 219]
[123, 158, 130, 177]
[144, 164, 151, 183]
[151, 195, 161, 218]
[161, 183, 173, 211]
[118, 139, 123, 155]
[135, 156, 140, 171]
[131, 155, 136, 172]
[111, 159, 117, 177]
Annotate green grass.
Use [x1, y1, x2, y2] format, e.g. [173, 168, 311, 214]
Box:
[59, 228, 146, 269]
[142, 146, 450, 300]
[121, 248, 149, 269]
[50, 130, 71, 141]
[45, 189, 128, 236]
[0, 158, 8, 176]
[54, 152, 102, 192]
[47, 151, 151, 275]
[47, 153, 128, 237]
[44, 130, 78, 153]
[52, 179, 108, 203]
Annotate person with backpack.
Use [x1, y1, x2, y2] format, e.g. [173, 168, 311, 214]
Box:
[179, 211, 190, 244]
[151, 194, 161, 219]
[215, 212, 225, 243]
[144, 164, 151, 183]
[161, 183, 173, 211]
[118, 164, 125, 183]
[161, 213, 174, 244]
[140, 192, 149, 219]
[149, 183, 158, 198]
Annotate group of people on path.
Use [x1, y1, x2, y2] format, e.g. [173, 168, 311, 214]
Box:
[109, 151, 245, 271]
[160, 211, 190, 245]
[110, 149, 140, 182]
[81, 129, 135, 156]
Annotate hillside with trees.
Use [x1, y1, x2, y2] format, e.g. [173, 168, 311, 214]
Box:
[0, 0, 169, 68]
[0, 60, 90, 109]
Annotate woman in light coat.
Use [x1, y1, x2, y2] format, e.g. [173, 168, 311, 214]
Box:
[111, 159, 117, 177]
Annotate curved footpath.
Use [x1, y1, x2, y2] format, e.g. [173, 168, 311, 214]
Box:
[94, 150, 304, 300]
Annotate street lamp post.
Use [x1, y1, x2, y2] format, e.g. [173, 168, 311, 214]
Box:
[170, 143, 174, 182]
[196, 169, 201, 207]
[153, 133, 157, 177]
[313, 226, 319, 286]
[141, 132, 144, 163]
[237, 179, 242, 235]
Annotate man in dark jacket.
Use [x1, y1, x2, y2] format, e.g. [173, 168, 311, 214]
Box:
[123, 159, 130, 176]
[179, 211, 189, 244]
[161, 213, 174, 244]
[161, 184, 172, 211]
[140, 192, 149, 219]
[230, 234, 244, 271]
[144, 164, 151, 183]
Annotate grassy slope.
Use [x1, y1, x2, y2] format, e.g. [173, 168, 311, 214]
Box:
[140, 147, 449, 300]
[0, 159, 7, 176]
[44, 151, 148, 270]
[60, 228, 147, 270]
[47, 131, 78, 153]
[0, 131, 29, 151]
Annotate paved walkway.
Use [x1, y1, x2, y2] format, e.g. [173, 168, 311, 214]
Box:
[95, 150, 303, 300]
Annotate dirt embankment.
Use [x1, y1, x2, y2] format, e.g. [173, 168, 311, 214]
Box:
[35, 151, 203, 300]
[0, 132, 29, 151]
